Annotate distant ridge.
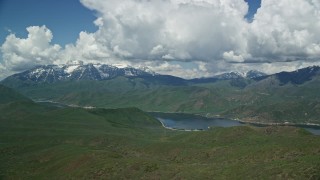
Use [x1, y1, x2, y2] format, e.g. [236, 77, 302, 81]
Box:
[2, 63, 155, 83]
[256, 66, 320, 85]
[1, 63, 187, 86]
[2, 63, 320, 86]
[189, 70, 267, 84]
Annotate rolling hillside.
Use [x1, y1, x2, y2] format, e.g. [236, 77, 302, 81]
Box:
[0, 88, 320, 179]
[2, 65, 320, 124]
[0, 85, 31, 104]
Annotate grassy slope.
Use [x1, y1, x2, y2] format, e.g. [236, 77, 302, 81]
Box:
[0, 85, 31, 104]
[1, 101, 320, 179]
[0, 78, 243, 113]
[223, 78, 320, 124]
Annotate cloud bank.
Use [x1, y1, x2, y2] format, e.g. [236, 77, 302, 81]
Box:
[1, 26, 61, 71]
[1, 0, 320, 79]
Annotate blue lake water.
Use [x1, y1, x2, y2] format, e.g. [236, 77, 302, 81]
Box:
[33, 102, 320, 135]
[152, 112, 320, 135]
[296, 126, 320, 135]
[152, 113, 244, 130]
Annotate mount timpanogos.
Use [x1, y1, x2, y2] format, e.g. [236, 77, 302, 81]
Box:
[5, 62, 270, 83]
[3, 61, 320, 85]
[7, 62, 156, 83]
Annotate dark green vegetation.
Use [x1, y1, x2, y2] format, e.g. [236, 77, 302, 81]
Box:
[2, 66, 320, 124]
[1, 86, 320, 179]
[0, 85, 31, 104]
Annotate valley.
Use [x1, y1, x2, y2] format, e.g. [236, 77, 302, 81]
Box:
[0, 85, 320, 179]
[2, 64, 320, 125]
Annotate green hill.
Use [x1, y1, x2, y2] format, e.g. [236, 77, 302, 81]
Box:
[3, 77, 320, 124]
[2, 64, 320, 178]
[0, 85, 31, 104]
[0, 99, 320, 179]
[2, 66, 320, 124]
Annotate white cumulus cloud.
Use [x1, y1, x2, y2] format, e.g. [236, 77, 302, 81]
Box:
[80, 0, 249, 62]
[248, 0, 320, 62]
[1, 25, 61, 71]
[57, 31, 111, 64]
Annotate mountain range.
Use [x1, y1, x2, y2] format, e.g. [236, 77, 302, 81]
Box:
[1, 63, 320, 124]
[1, 64, 320, 178]
[5, 62, 319, 86]
[7, 63, 155, 83]
[1, 62, 270, 84]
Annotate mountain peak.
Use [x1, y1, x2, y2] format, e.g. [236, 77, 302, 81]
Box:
[213, 70, 266, 80]
[4, 63, 155, 83]
[214, 72, 243, 80]
[66, 60, 84, 66]
[245, 70, 267, 79]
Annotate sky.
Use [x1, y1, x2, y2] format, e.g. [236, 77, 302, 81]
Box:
[244, 0, 261, 21]
[0, 0, 97, 46]
[1, 0, 320, 79]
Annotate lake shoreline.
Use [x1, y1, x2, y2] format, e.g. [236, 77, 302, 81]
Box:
[149, 111, 320, 131]
[33, 100, 320, 129]
[154, 112, 320, 135]
[231, 118, 320, 128]
[158, 118, 205, 132]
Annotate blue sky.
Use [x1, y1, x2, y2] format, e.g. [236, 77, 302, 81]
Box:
[244, 0, 261, 21]
[0, 0, 97, 46]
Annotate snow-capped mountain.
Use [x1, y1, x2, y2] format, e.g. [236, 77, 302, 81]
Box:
[7, 63, 156, 83]
[213, 70, 267, 80]
[245, 70, 267, 79]
[213, 72, 244, 80]
[5, 62, 319, 86]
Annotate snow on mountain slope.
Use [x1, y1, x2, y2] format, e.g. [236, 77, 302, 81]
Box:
[65, 65, 79, 74]
[245, 70, 267, 79]
[5, 63, 156, 83]
[213, 70, 267, 80]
